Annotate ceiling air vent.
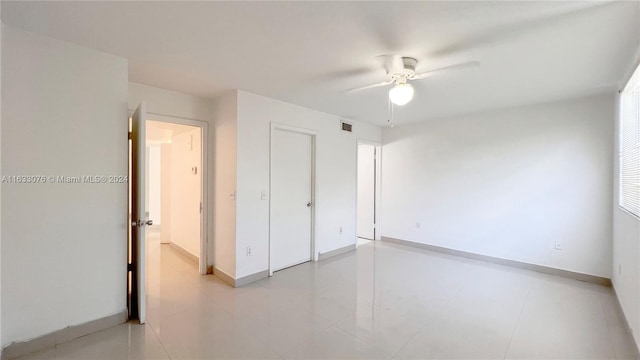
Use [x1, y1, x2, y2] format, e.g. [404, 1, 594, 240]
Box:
[341, 121, 353, 133]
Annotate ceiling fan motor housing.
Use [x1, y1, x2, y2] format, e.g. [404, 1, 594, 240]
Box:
[389, 57, 417, 83]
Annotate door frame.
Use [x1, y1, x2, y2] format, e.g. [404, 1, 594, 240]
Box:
[356, 140, 382, 241]
[268, 122, 317, 276]
[128, 110, 210, 275]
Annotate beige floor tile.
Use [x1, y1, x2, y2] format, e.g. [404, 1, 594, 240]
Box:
[17, 237, 638, 360]
[53, 323, 168, 360]
[281, 325, 392, 359]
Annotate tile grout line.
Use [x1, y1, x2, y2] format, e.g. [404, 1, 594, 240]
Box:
[330, 308, 419, 359]
[147, 323, 174, 360]
[385, 275, 479, 359]
[502, 288, 531, 360]
[389, 320, 427, 359]
[328, 324, 397, 359]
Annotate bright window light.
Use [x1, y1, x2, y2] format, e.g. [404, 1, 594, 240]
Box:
[619, 62, 640, 217]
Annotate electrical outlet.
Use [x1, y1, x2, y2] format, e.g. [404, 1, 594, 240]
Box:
[261, 190, 267, 200]
[554, 241, 562, 250]
[416, 222, 421, 229]
[339, 226, 343, 235]
[246, 246, 252, 256]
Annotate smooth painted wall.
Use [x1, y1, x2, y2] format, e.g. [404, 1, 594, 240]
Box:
[382, 93, 615, 278]
[612, 182, 640, 350]
[613, 79, 640, 351]
[1, 11, 4, 348]
[147, 145, 162, 225]
[129, 82, 215, 122]
[357, 143, 376, 239]
[1, 27, 128, 345]
[611, 28, 640, 351]
[235, 91, 382, 278]
[169, 128, 202, 258]
[160, 143, 172, 244]
[212, 91, 238, 278]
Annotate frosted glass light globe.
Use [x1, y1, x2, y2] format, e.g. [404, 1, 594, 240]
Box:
[389, 83, 414, 106]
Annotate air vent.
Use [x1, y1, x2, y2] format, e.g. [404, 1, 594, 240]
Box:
[341, 121, 353, 132]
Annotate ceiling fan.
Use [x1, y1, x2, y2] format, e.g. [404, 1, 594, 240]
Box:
[347, 55, 479, 106]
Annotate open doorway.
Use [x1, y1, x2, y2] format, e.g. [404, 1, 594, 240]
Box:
[127, 105, 208, 324]
[146, 120, 203, 266]
[144, 118, 205, 325]
[356, 141, 381, 247]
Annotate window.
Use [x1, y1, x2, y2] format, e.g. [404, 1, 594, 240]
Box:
[620, 63, 640, 217]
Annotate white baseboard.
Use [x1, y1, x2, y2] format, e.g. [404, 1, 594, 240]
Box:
[1, 310, 128, 360]
[382, 236, 611, 286]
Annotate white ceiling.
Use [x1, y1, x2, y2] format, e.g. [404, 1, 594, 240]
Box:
[3, 1, 639, 126]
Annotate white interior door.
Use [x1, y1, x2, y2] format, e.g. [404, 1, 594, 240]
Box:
[357, 144, 375, 240]
[131, 102, 147, 324]
[270, 128, 313, 272]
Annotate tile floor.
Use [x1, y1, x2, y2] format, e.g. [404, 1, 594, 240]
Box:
[17, 238, 639, 359]
[357, 237, 373, 247]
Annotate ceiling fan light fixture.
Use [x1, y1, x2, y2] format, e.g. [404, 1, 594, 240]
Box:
[389, 83, 414, 106]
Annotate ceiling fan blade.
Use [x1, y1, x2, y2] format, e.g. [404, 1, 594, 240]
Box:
[377, 55, 405, 75]
[309, 66, 377, 85]
[346, 79, 394, 93]
[412, 61, 480, 80]
[430, 2, 610, 58]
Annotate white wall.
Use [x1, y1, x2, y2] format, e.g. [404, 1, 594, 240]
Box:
[612, 62, 640, 350]
[1, 26, 128, 345]
[147, 145, 162, 225]
[612, 197, 640, 349]
[128, 82, 217, 268]
[212, 91, 238, 278]
[357, 143, 376, 239]
[1, 9, 4, 348]
[382, 93, 615, 278]
[160, 143, 172, 244]
[169, 128, 202, 257]
[129, 82, 214, 122]
[235, 91, 382, 278]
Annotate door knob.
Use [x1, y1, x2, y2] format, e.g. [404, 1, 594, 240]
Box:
[131, 220, 154, 227]
[306, 202, 313, 207]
